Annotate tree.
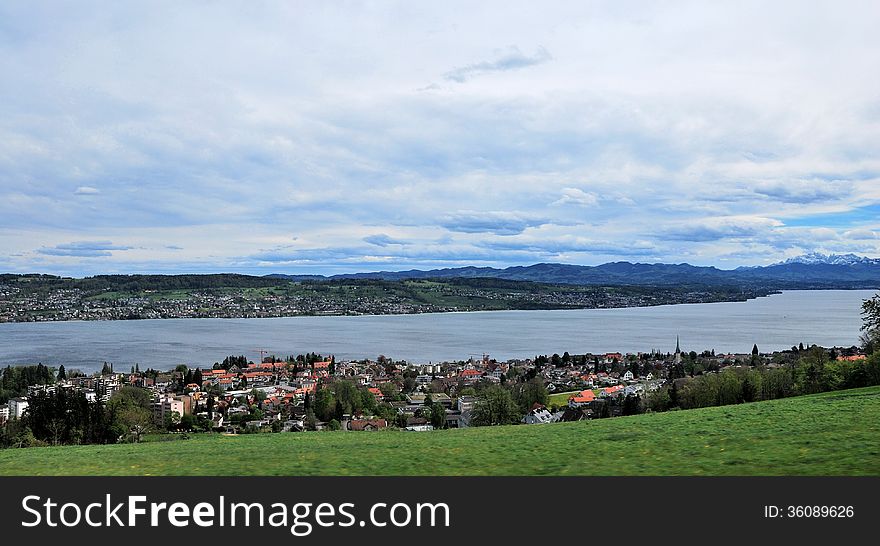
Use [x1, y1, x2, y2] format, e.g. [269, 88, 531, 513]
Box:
[668, 381, 679, 408]
[359, 388, 377, 415]
[429, 402, 446, 429]
[741, 374, 757, 402]
[470, 385, 520, 426]
[314, 388, 335, 422]
[57, 365, 66, 381]
[107, 386, 151, 412]
[13, 425, 39, 448]
[118, 407, 152, 442]
[403, 376, 417, 393]
[304, 409, 318, 431]
[179, 413, 196, 431]
[511, 378, 549, 413]
[752, 344, 759, 356]
[379, 382, 400, 400]
[333, 380, 360, 415]
[861, 293, 880, 354]
[163, 411, 182, 431]
[622, 393, 642, 416]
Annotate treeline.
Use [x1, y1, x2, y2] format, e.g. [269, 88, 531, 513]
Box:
[2, 273, 287, 294]
[647, 348, 880, 413]
[307, 380, 380, 428]
[464, 377, 551, 427]
[0, 386, 155, 449]
[212, 353, 331, 370]
[0, 364, 54, 402]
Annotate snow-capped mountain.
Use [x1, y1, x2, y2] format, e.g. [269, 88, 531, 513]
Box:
[775, 252, 880, 266]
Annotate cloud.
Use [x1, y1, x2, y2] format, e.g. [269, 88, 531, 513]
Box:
[36, 241, 133, 257]
[443, 46, 551, 83]
[479, 236, 657, 257]
[551, 188, 600, 207]
[843, 229, 880, 240]
[246, 244, 507, 267]
[363, 234, 407, 247]
[660, 217, 783, 242]
[2, 3, 880, 275]
[752, 179, 853, 204]
[440, 211, 550, 236]
[165, 245, 184, 250]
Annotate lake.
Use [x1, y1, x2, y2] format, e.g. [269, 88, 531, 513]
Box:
[0, 289, 875, 373]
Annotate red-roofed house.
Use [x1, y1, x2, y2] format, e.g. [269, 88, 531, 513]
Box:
[601, 385, 624, 397]
[459, 369, 483, 382]
[368, 387, 384, 401]
[568, 389, 595, 408]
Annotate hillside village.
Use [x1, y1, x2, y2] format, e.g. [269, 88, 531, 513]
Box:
[2, 339, 871, 443]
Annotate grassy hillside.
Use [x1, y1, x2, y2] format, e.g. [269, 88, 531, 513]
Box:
[2, 386, 879, 476]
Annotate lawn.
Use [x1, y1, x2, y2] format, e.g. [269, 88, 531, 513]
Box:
[547, 390, 580, 408]
[1, 386, 879, 476]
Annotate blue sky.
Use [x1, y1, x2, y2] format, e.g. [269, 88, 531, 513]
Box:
[2, 1, 880, 276]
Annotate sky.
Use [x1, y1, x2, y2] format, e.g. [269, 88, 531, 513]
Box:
[2, 1, 880, 277]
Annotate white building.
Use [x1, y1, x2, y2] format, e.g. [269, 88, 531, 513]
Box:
[94, 376, 122, 402]
[457, 396, 477, 412]
[404, 424, 434, 432]
[9, 397, 29, 419]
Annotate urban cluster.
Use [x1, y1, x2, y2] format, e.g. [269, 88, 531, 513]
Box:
[3, 336, 876, 450]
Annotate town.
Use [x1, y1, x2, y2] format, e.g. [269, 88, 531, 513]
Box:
[0, 274, 773, 323]
[2, 338, 876, 449]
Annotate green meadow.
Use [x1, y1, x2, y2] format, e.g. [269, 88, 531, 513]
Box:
[1, 386, 878, 476]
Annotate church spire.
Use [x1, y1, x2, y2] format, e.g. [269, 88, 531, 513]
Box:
[675, 335, 681, 354]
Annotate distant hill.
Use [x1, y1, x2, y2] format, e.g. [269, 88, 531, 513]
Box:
[268, 254, 880, 289]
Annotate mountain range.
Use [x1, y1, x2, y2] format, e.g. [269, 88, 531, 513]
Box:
[269, 253, 880, 289]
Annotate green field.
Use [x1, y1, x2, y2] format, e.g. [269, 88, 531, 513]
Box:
[2, 386, 879, 476]
[547, 390, 579, 407]
[547, 389, 602, 408]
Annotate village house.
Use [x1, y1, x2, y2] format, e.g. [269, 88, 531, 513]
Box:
[406, 392, 452, 409]
[404, 417, 433, 431]
[568, 389, 595, 408]
[350, 418, 387, 431]
[522, 403, 556, 424]
[457, 395, 477, 412]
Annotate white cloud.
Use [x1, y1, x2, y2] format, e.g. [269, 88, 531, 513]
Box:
[551, 188, 600, 207]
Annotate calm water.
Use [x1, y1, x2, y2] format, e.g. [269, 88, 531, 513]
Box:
[0, 290, 874, 373]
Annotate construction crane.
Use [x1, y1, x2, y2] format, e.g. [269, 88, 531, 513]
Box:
[254, 348, 268, 363]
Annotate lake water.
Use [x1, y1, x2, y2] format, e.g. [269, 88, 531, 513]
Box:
[0, 290, 875, 373]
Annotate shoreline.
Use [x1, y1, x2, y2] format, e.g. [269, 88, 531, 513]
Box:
[0, 289, 786, 325]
